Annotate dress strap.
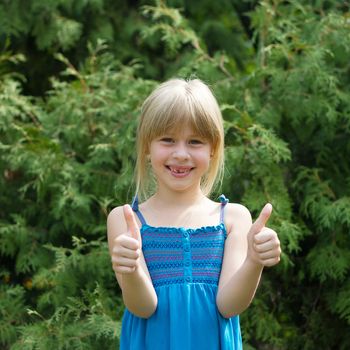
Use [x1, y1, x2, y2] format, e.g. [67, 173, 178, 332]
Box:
[131, 195, 147, 226]
[219, 194, 229, 224]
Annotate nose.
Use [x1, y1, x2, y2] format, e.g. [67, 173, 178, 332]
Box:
[172, 142, 189, 160]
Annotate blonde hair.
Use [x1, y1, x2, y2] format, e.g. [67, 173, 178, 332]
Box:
[135, 78, 224, 199]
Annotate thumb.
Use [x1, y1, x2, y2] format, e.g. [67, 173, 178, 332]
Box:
[250, 203, 273, 235]
[123, 204, 141, 243]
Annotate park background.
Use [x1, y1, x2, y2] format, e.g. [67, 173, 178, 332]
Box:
[1, 0, 350, 349]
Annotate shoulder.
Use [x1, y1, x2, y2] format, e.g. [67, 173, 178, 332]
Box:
[224, 202, 252, 236]
[107, 205, 125, 225]
[106, 205, 128, 241]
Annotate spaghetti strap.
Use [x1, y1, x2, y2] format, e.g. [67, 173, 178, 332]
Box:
[131, 195, 147, 226]
[219, 194, 229, 224]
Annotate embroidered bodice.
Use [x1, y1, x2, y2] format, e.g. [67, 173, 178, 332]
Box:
[132, 195, 229, 288]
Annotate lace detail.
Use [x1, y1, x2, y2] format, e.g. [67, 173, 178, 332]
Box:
[192, 261, 222, 268]
[152, 278, 186, 287]
[143, 242, 183, 249]
[148, 262, 183, 269]
[141, 224, 226, 288]
[191, 241, 223, 248]
[142, 223, 225, 235]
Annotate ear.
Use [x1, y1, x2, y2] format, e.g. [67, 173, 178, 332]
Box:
[210, 147, 215, 158]
[209, 143, 216, 159]
[145, 142, 151, 156]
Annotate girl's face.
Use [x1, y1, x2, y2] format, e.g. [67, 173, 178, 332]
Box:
[149, 124, 212, 194]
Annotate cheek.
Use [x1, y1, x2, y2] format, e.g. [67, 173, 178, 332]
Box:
[149, 146, 168, 165]
[197, 149, 212, 167]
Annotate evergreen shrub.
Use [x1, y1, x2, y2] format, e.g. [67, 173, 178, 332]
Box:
[0, 1, 349, 349]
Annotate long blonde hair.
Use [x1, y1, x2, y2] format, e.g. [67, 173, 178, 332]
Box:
[135, 78, 224, 199]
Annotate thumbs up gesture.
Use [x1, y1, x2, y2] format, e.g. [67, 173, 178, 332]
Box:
[247, 203, 281, 267]
[111, 205, 142, 274]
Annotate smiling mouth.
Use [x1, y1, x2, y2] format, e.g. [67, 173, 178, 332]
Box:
[166, 166, 193, 176]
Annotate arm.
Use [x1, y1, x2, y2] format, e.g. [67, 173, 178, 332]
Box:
[216, 203, 281, 318]
[107, 204, 158, 318]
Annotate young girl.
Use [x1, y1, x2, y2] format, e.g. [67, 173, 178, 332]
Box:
[107, 78, 281, 349]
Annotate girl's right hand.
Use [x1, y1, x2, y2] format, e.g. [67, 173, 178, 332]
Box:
[111, 205, 142, 274]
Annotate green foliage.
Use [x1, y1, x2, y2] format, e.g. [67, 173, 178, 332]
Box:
[0, 38, 147, 348]
[0, 286, 27, 345]
[11, 284, 121, 350]
[1, 0, 350, 349]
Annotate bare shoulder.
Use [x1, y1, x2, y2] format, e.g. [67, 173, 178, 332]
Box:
[107, 205, 125, 227]
[106, 206, 127, 245]
[224, 202, 252, 237]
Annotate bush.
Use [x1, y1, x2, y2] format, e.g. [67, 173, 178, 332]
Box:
[1, 1, 349, 349]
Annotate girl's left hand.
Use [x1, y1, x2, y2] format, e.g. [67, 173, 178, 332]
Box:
[247, 204, 281, 267]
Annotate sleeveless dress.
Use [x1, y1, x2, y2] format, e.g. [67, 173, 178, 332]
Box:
[120, 195, 242, 350]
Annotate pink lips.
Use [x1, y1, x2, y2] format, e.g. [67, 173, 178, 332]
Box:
[166, 165, 193, 178]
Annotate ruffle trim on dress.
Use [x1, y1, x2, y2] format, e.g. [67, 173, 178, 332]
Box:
[218, 194, 229, 204]
[152, 278, 219, 288]
[141, 222, 226, 236]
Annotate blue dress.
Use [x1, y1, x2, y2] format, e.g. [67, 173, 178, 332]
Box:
[120, 195, 242, 350]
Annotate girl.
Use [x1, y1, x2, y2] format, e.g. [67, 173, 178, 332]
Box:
[107, 78, 281, 349]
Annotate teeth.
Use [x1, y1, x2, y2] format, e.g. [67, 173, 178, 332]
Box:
[170, 167, 189, 173]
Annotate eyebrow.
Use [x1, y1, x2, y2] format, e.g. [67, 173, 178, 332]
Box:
[158, 133, 205, 139]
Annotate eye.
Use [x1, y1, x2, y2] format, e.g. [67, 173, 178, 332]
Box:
[160, 137, 174, 143]
[189, 139, 204, 145]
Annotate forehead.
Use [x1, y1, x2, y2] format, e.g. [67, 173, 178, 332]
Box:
[161, 124, 203, 137]
[153, 117, 213, 141]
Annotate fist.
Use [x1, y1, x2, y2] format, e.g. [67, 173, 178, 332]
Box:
[111, 204, 142, 274]
[247, 203, 281, 267]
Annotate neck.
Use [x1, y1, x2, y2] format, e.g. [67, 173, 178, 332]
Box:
[151, 187, 207, 209]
